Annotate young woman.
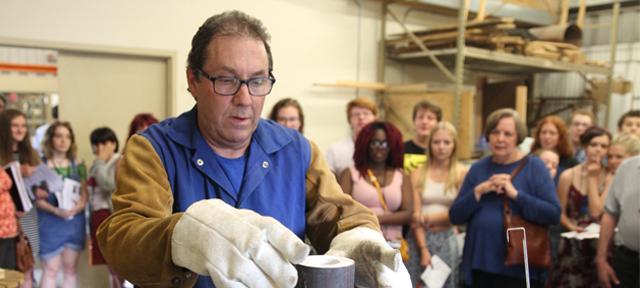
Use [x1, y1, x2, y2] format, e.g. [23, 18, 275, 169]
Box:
[606, 133, 640, 174]
[127, 113, 159, 140]
[530, 116, 577, 183]
[37, 121, 88, 288]
[338, 121, 412, 243]
[88, 127, 123, 288]
[550, 126, 612, 287]
[407, 122, 468, 287]
[0, 109, 40, 288]
[268, 98, 304, 133]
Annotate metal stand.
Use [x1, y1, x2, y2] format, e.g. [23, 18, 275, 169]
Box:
[507, 227, 530, 288]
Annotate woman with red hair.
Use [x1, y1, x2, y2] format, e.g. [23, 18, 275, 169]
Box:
[127, 113, 159, 139]
[530, 115, 578, 183]
[338, 121, 412, 243]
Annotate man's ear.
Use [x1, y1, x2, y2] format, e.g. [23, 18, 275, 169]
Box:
[186, 67, 199, 97]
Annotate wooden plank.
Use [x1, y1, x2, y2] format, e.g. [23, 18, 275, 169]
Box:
[313, 81, 387, 91]
[389, 17, 514, 38]
[516, 85, 528, 123]
[559, 0, 569, 25]
[576, 0, 586, 28]
[474, 0, 487, 21]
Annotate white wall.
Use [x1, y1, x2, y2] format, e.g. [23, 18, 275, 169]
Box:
[0, 0, 389, 150]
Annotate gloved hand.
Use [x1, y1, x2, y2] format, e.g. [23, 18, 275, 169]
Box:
[326, 227, 412, 287]
[171, 199, 310, 287]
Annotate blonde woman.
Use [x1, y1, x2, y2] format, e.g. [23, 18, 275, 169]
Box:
[407, 122, 468, 287]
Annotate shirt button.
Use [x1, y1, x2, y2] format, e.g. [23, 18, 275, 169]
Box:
[196, 159, 204, 166]
[262, 161, 269, 169]
[171, 276, 181, 285]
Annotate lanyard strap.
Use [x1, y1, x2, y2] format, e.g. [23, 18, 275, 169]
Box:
[367, 169, 389, 211]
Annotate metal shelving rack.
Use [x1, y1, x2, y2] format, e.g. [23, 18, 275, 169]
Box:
[376, 0, 620, 127]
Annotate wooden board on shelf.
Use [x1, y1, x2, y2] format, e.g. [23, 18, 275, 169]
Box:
[384, 90, 475, 160]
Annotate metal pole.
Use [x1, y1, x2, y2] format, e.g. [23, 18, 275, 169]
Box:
[604, 0, 619, 128]
[453, 0, 469, 128]
[507, 227, 530, 288]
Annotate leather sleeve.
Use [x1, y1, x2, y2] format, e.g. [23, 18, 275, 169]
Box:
[305, 141, 380, 254]
[96, 135, 196, 287]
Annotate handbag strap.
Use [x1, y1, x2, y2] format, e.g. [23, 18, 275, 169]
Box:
[503, 156, 529, 226]
[367, 169, 389, 211]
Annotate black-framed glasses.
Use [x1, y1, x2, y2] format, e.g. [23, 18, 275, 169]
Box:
[198, 69, 276, 96]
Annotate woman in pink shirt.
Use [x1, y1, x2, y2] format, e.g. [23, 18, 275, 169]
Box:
[338, 121, 412, 243]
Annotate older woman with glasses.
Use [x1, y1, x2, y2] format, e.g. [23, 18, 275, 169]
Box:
[338, 121, 412, 244]
[450, 108, 560, 288]
[268, 98, 304, 133]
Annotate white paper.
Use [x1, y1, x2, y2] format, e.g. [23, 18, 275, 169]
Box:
[23, 164, 64, 196]
[561, 223, 600, 240]
[420, 255, 451, 288]
[60, 178, 81, 211]
[3, 161, 32, 212]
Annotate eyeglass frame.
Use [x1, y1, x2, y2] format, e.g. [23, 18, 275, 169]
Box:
[196, 68, 276, 97]
[369, 139, 389, 149]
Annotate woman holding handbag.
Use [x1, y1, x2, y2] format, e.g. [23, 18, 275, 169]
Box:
[36, 121, 88, 288]
[0, 109, 40, 288]
[407, 121, 468, 287]
[450, 109, 561, 288]
[338, 121, 412, 245]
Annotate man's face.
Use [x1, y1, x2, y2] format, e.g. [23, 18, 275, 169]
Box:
[414, 109, 438, 138]
[348, 107, 376, 136]
[570, 114, 592, 144]
[187, 36, 269, 151]
[620, 116, 640, 136]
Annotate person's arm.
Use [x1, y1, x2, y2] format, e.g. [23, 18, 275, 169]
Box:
[304, 141, 380, 254]
[557, 168, 583, 231]
[35, 192, 73, 219]
[96, 135, 195, 287]
[377, 173, 411, 226]
[92, 157, 118, 192]
[409, 170, 431, 267]
[508, 159, 561, 225]
[595, 212, 619, 288]
[337, 168, 353, 196]
[585, 165, 611, 219]
[449, 165, 483, 225]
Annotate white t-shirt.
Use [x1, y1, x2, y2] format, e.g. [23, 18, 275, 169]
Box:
[325, 136, 354, 175]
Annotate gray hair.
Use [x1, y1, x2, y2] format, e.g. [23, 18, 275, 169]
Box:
[484, 108, 527, 145]
[187, 11, 272, 72]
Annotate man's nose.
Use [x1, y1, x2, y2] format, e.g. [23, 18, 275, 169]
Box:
[232, 84, 252, 105]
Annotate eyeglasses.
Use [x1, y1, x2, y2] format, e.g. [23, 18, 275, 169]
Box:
[197, 69, 276, 96]
[369, 140, 389, 149]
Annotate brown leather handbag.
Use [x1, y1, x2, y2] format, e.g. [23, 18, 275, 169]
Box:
[503, 156, 552, 268]
[15, 224, 35, 272]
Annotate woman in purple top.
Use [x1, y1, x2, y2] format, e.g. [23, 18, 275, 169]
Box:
[450, 109, 560, 288]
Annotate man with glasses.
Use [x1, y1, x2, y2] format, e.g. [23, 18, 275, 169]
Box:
[325, 97, 378, 176]
[97, 11, 409, 288]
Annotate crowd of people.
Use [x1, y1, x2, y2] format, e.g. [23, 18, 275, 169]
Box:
[0, 107, 157, 288]
[1, 10, 639, 288]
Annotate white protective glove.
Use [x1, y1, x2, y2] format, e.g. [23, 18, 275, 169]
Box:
[326, 227, 412, 288]
[171, 199, 310, 288]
